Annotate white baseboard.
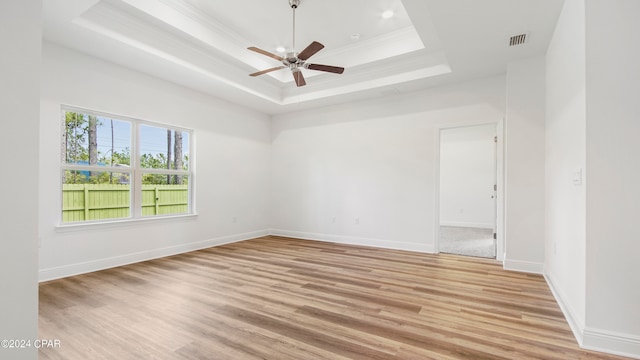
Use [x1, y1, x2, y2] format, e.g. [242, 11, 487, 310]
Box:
[583, 327, 640, 359]
[39, 229, 269, 282]
[503, 259, 544, 274]
[544, 274, 640, 359]
[440, 221, 494, 229]
[544, 273, 585, 345]
[269, 229, 435, 254]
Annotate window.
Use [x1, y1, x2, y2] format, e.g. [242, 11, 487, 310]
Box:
[61, 107, 193, 223]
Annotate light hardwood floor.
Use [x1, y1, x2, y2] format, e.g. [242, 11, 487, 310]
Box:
[39, 236, 630, 359]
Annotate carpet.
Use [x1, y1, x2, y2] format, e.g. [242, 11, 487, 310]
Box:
[439, 226, 496, 259]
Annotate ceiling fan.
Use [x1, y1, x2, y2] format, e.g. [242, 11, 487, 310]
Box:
[247, 0, 345, 87]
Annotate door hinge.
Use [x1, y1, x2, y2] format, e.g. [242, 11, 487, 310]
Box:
[493, 232, 497, 240]
[493, 184, 497, 191]
[494, 136, 498, 143]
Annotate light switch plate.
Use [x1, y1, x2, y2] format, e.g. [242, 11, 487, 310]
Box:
[572, 168, 583, 185]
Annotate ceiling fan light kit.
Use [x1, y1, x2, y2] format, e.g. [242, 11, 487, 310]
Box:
[247, 0, 345, 87]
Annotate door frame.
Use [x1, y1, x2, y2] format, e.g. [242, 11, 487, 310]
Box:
[433, 118, 505, 261]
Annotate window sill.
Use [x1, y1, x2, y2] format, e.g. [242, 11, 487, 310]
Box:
[54, 213, 198, 232]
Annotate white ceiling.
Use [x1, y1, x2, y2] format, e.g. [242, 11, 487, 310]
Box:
[42, 0, 564, 115]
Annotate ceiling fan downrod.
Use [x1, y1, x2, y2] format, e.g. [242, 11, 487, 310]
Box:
[289, 0, 300, 53]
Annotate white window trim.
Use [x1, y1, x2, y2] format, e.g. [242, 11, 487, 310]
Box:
[54, 213, 199, 232]
[58, 105, 195, 226]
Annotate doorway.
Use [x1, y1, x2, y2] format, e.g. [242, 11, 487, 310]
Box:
[438, 124, 497, 259]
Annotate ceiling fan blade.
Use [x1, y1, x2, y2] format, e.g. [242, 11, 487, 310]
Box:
[247, 47, 284, 61]
[307, 63, 345, 74]
[292, 70, 306, 87]
[249, 66, 286, 77]
[297, 41, 324, 60]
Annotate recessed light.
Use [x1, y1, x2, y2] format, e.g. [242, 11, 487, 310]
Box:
[350, 33, 361, 41]
[276, 46, 286, 53]
[382, 10, 394, 19]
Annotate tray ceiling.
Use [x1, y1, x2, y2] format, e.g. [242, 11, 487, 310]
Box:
[43, 0, 564, 114]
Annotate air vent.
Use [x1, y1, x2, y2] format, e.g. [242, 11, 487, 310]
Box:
[509, 33, 528, 46]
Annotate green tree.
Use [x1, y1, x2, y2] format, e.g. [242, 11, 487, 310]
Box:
[101, 147, 130, 167]
[174, 131, 183, 184]
[113, 147, 130, 166]
[166, 129, 172, 184]
[88, 115, 98, 177]
[64, 112, 89, 183]
[64, 112, 88, 163]
[141, 153, 165, 169]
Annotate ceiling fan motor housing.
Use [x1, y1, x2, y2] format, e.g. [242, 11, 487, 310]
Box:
[285, 52, 299, 64]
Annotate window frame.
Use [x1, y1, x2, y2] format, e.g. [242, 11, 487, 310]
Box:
[59, 105, 195, 226]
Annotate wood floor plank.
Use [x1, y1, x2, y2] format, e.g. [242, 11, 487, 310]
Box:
[39, 236, 632, 359]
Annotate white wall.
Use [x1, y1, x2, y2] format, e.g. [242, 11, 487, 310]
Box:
[0, 1, 41, 359]
[270, 76, 505, 253]
[504, 56, 547, 273]
[545, 0, 587, 343]
[38, 43, 272, 280]
[546, 1, 640, 357]
[583, 0, 640, 355]
[439, 124, 496, 229]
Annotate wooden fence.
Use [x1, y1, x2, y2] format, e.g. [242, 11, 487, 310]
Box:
[62, 184, 189, 222]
